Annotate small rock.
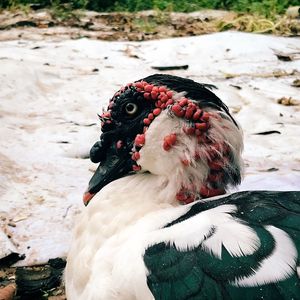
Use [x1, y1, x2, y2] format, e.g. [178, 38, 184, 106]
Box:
[291, 79, 300, 87]
[277, 96, 299, 106]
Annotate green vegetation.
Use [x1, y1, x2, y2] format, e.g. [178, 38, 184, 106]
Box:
[1, 0, 299, 17]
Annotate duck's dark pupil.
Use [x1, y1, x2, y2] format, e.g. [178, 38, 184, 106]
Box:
[126, 103, 137, 114]
[127, 104, 134, 111]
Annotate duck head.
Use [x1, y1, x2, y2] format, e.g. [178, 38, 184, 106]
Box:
[83, 74, 243, 206]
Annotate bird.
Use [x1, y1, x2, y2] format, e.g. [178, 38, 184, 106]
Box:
[65, 74, 300, 300]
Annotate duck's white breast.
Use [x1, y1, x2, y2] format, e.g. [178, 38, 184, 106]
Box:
[65, 173, 184, 300]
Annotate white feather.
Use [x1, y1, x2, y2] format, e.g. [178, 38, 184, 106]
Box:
[139, 110, 243, 195]
[232, 225, 297, 287]
[65, 173, 188, 299]
[201, 216, 260, 258]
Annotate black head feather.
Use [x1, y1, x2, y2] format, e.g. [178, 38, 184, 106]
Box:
[141, 74, 238, 127]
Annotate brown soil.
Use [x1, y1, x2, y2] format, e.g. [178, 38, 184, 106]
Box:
[0, 9, 299, 42]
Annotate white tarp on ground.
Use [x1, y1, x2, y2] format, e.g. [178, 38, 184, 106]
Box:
[0, 31, 299, 266]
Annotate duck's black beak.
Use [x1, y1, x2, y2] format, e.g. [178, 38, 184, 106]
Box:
[83, 140, 133, 206]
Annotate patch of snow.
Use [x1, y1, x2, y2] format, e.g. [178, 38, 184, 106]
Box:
[0, 32, 299, 265]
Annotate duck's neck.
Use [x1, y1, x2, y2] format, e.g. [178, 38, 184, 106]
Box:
[84, 171, 227, 243]
[88, 173, 180, 213]
[82, 173, 181, 247]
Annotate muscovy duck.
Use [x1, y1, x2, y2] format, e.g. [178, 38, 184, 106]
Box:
[65, 74, 300, 300]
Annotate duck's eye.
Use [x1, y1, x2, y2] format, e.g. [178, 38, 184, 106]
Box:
[125, 103, 138, 116]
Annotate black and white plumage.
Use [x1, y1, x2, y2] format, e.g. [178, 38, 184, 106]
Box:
[145, 191, 300, 300]
[65, 74, 300, 300]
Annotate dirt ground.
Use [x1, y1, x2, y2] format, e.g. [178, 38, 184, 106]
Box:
[0, 8, 299, 42]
